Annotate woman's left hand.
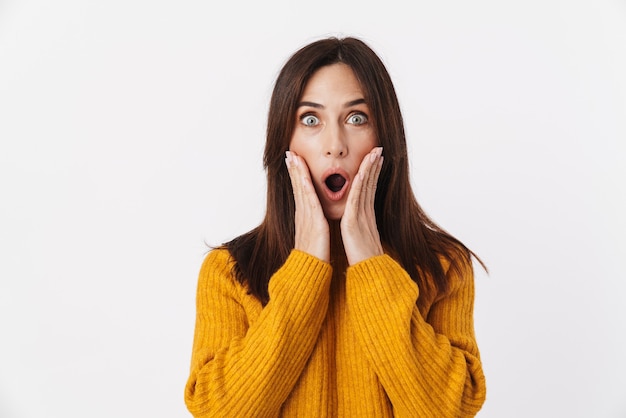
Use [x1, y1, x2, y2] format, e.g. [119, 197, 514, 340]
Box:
[341, 147, 385, 266]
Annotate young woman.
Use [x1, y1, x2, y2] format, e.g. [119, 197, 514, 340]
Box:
[184, 36, 487, 417]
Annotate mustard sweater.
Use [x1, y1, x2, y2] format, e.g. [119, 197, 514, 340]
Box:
[185, 248, 486, 417]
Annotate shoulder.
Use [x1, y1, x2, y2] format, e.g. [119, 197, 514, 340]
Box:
[197, 248, 247, 299]
[436, 237, 473, 276]
[435, 249, 475, 300]
[199, 248, 235, 277]
[201, 247, 234, 267]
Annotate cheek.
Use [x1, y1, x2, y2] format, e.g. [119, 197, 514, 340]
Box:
[353, 129, 378, 151]
[288, 145, 312, 169]
[288, 132, 308, 156]
[287, 141, 318, 175]
[354, 141, 377, 163]
[288, 142, 303, 155]
[289, 136, 317, 166]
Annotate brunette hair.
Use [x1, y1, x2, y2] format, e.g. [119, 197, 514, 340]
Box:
[223, 36, 484, 306]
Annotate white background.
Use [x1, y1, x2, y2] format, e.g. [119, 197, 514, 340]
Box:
[1, 1, 625, 417]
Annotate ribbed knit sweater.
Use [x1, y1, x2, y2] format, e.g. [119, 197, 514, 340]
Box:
[184, 248, 486, 417]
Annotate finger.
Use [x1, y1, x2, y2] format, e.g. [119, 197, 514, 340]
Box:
[364, 150, 383, 210]
[346, 148, 375, 215]
[357, 147, 382, 214]
[287, 151, 321, 215]
[366, 147, 383, 190]
[285, 151, 304, 198]
[292, 153, 317, 201]
[287, 152, 312, 222]
[346, 162, 365, 214]
[361, 149, 378, 211]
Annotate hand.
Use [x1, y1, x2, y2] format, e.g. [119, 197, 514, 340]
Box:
[285, 151, 330, 263]
[341, 147, 384, 266]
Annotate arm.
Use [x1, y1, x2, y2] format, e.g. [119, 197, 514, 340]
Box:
[184, 249, 332, 418]
[345, 254, 486, 417]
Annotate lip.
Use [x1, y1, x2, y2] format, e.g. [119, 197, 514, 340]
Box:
[320, 167, 351, 201]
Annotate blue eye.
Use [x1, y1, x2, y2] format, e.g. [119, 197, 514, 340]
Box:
[301, 114, 319, 126]
[348, 113, 367, 125]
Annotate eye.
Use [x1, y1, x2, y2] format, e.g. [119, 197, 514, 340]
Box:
[347, 113, 368, 125]
[300, 114, 320, 127]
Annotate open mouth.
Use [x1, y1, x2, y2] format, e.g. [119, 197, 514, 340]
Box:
[325, 173, 347, 192]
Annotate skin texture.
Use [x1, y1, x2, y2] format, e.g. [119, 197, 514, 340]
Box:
[286, 63, 384, 266]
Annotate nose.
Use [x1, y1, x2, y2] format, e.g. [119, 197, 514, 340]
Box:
[323, 124, 347, 158]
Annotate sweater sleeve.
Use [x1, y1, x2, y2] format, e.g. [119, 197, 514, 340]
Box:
[345, 254, 486, 418]
[184, 249, 332, 418]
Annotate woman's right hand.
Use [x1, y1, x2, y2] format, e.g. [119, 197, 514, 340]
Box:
[285, 151, 330, 263]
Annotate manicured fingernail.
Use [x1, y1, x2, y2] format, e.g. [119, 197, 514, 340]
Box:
[370, 147, 383, 162]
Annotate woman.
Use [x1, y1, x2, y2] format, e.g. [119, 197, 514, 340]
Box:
[185, 36, 486, 417]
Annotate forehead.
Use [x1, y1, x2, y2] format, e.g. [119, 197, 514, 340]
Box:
[301, 63, 364, 100]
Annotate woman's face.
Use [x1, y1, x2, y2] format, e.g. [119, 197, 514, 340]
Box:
[289, 63, 378, 220]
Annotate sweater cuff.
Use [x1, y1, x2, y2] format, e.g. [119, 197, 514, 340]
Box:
[268, 249, 333, 297]
[347, 254, 419, 300]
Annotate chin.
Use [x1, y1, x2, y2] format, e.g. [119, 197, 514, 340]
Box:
[323, 206, 345, 221]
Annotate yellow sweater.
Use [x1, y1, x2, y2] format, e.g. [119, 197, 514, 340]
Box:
[185, 249, 486, 417]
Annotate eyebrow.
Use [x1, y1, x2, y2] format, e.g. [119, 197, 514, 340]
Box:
[297, 98, 367, 109]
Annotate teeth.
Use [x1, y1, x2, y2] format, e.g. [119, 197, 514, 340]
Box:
[325, 174, 346, 192]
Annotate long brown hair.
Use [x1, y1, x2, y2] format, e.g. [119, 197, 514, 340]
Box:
[223, 36, 484, 306]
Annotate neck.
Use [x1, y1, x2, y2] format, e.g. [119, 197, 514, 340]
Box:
[328, 220, 346, 267]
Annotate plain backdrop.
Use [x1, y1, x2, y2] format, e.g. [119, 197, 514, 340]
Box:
[1, 1, 625, 417]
